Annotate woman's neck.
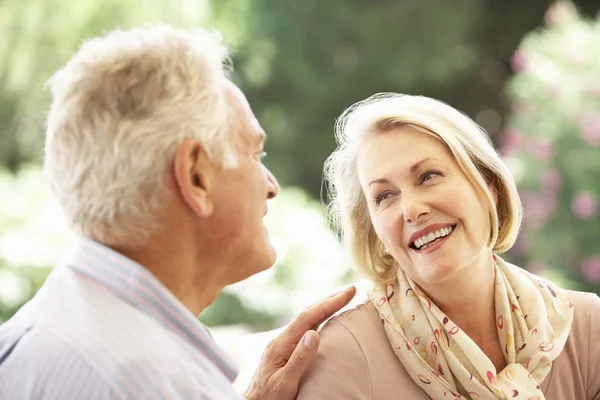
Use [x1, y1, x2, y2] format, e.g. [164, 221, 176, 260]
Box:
[422, 253, 495, 319]
[419, 253, 507, 371]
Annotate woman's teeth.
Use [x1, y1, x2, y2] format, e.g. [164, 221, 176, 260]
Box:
[413, 226, 454, 249]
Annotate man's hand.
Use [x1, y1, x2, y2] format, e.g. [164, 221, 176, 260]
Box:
[244, 286, 357, 400]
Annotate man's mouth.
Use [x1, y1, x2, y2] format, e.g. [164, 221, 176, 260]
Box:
[409, 225, 456, 250]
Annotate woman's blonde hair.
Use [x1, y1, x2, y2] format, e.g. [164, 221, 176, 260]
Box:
[324, 93, 523, 283]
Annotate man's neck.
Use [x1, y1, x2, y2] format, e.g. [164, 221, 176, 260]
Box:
[112, 236, 225, 316]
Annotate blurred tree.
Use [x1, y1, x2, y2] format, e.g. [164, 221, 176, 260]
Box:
[0, 264, 51, 322]
[501, 2, 600, 294]
[212, 0, 600, 198]
[0, 0, 210, 171]
[1, 0, 599, 197]
[0, 166, 68, 322]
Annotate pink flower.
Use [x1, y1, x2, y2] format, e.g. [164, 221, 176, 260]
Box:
[511, 50, 527, 73]
[571, 192, 597, 219]
[579, 114, 600, 146]
[581, 257, 600, 284]
[542, 168, 562, 194]
[499, 130, 524, 156]
[527, 137, 554, 160]
[522, 191, 556, 229]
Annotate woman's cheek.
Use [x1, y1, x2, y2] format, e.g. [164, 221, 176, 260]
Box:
[378, 214, 403, 246]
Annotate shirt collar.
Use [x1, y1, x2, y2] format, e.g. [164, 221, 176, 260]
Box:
[66, 237, 239, 382]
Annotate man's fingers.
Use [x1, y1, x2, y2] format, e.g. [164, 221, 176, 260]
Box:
[282, 286, 356, 342]
[279, 331, 320, 391]
[306, 288, 357, 330]
[307, 285, 357, 307]
[246, 288, 356, 400]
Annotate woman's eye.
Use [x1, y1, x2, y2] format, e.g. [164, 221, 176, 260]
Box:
[421, 171, 441, 183]
[374, 191, 393, 205]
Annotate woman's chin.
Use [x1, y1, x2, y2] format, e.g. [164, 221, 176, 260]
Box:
[411, 260, 466, 286]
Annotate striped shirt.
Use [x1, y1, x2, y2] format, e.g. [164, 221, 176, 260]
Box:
[0, 238, 241, 399]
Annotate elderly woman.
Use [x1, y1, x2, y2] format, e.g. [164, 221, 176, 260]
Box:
[297, 94, 600, 400]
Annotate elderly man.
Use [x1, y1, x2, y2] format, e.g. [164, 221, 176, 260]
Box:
[0, 26, 355, 399]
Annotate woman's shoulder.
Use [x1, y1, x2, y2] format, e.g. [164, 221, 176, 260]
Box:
[543, 289, 600, 398]
[562, 289, 600, 355]
[296, 301, 377, 399]
[566, 289, 599, 331]
[567, 288, 599, 304]
[323, 300, 380, 332]
[319, 299, 395, 351]
[318, 299, 417, 379]
[297, 300, 424, 399]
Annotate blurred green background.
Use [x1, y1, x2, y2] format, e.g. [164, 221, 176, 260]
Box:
[1, 0, 600, 333]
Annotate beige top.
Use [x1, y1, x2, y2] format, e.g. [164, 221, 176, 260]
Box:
[297, 290, 600, 400]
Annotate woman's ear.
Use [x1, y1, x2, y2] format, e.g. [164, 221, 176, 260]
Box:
[173, 139, 215, 217]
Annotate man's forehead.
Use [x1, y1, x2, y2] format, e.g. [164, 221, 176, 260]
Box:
[222, 79, 267, 146]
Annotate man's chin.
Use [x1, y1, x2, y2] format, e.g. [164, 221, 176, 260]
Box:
[229, 246, 277, 284]
[261, 245, 278, 271]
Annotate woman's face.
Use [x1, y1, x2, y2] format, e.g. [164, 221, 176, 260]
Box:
[357, 126, 493, 286]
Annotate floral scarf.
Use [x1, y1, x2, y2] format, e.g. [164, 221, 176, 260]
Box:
[370, 256, 574, 400]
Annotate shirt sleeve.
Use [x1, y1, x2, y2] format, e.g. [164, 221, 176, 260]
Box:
[0, 325, 239, 400]
[296, 319, 371, 400]
[0, 326, 124, 399]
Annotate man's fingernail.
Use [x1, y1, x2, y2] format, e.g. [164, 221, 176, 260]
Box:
[303, 333, 317, 349]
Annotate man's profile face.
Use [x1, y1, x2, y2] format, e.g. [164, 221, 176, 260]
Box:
[208, 80, 280, 283]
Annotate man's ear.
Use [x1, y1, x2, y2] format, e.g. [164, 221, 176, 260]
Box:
[173, 139, 215, 217]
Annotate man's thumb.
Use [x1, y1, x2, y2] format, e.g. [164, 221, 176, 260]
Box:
[283, 331, 319, 382]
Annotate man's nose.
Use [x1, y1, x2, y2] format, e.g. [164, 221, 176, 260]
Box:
[265, 166, 279, 199]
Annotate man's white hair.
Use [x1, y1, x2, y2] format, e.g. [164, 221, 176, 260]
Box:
[44, 25, 235, 245]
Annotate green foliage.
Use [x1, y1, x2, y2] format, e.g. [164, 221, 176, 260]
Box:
[502, 2, 600, 293]
[212, 0, 483, 197]
[0, 264, 51, 322]
[210, 0, 583, 197]
[198, 291, 277, 329]
[0, 167, 62, 322]
[0, 0, 210, 171]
